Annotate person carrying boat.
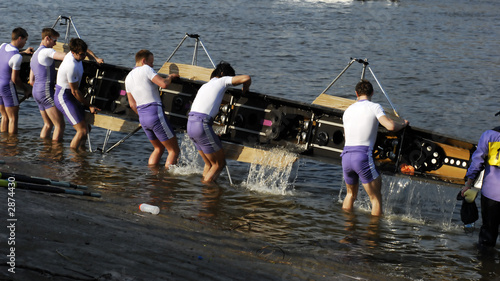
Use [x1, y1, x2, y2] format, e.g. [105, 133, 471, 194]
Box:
[29, 28, 67, 142]
[462, 124, 500, 252]
[0, 27, 34, 134]
[187, 61, 251, 183]
[54, 38, 99, 149]
[125, 49, 180, 168]
[341, 80, 408, 216]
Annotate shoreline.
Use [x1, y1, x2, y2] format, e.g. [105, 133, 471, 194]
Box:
[0, 181, 409, 281]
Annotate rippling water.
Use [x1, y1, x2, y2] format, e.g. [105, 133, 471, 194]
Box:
[1, 0, 500, 279]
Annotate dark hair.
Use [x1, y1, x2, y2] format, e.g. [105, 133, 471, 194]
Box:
[11, 27, 28, 40]
[355, 79, 374, 97]
[211, 61, 235, 79]
[135, 49, 153, 64]
[69, 38, 88, 54]
[41, 28, 60, 39]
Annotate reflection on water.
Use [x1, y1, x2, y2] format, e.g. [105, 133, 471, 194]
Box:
[0, 133, 20, 157]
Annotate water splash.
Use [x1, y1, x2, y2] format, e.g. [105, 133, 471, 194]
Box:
[242, 148, 298, 195]
[339, 175, 460, 228]
[169, 134, 203, 176]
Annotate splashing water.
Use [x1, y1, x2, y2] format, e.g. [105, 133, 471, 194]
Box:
[339, 175, 460, 228]
[169, 134, 203, 176]
[242, 148, 298, 195]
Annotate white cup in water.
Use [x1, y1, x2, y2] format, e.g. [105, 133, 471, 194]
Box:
[139, 203, 160, 215]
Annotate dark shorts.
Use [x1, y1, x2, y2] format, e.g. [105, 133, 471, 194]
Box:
[341, 146, 380, 185]
[54, 85, 84, 125]
[137, 102, 175, 142]
[187, 112, 222, 154]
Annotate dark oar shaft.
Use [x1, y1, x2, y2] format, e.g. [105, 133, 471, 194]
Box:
[0, 180, 100, 198]
[0, 172, 87, 189]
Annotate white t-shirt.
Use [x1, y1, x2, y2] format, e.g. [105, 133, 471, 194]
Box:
[190, 76, 234, 118]
[342, 100, 386, 148]
[124, 65, 161, 107]
[56, 52, 83, 89]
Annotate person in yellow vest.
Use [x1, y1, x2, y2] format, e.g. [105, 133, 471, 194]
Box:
[462, 124, 500, 251]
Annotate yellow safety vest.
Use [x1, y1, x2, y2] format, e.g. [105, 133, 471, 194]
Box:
[487, 142, 500, 166]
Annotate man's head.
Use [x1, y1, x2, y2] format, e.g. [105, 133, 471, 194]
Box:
[211, 61, 235, 79]
[11, 27, 29, 48]
[69, 38, 88, 61]
[41, 28, 60, 48]
[135, 49, 154, 67]
[355, 79, 374, 98]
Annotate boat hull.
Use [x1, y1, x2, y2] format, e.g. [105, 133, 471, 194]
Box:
[20, 56, 475, 186]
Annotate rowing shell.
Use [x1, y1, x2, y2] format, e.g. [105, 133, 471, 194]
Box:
[19, 54, 476, 186]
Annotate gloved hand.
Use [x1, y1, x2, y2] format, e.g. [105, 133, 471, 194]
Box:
[464, 188, 479, 203]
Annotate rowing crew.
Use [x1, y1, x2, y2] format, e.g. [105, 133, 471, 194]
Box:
[0, 27, 252, 184]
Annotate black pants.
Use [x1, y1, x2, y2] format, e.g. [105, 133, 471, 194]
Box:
[479, 195, 500, 248]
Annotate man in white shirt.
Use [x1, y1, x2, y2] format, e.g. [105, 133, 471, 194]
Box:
[54, 38, 99, 149]
[187, 61, 251, 183]
[341, 80, 408, 216]
[125, 49, 180, 168]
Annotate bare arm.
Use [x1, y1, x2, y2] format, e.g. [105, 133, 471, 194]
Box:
[151, 73, 180, 89]
[29, 69, 34, 86]
[52, 51, 66, 61]
[69, 81, 99, 114]
[86, 49, 104, 64]
[126, 92, 138, 115]
[231, 75, 251, 94]
[378, 115, 409, 132]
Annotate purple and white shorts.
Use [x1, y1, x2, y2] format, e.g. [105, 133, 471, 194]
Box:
[137, 102, 175, 142]
[187, 112, 222, 154]
[341, 146, 380, 185]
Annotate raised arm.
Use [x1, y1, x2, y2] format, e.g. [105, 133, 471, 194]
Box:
[86, 49, 104, 64]
[378, 115, 409, 132]
[151, 73, 180, 89]
[231, 75, 251, 94]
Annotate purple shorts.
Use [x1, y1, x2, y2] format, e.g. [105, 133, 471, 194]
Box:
[0, 83, 19, 107]
[137, 102, 175, 142]
[187, 112, 222, 154]
[54, 85, 84, 126]
[341, 146, 380, 185]
[33, 84, 55, 111]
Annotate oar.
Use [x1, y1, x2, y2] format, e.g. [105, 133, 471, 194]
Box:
[0, 172, 88, 189]
[0, 179, 101, 198]
[104, 125, 142, 153]
[225, 165, 234, 186]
